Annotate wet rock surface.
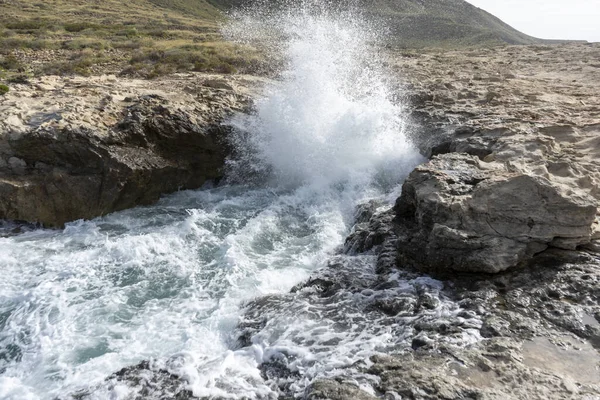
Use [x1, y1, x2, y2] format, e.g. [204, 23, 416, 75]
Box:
[87, 207, 600, 399]
[0, 74, 263, 227]
[305, 380, 378, 400]
[302, 209, 600, 399]
[61, 361, 195, 400]
[367, 248, 600, 400]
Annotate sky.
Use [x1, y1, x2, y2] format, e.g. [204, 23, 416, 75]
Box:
[465, 0, 600, 42]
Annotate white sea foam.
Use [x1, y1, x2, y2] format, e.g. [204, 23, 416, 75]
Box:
[224, 0, 420, 190]
[0, 2, 431, 399]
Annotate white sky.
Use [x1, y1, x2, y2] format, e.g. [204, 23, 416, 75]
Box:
[465, 0, 600, 42]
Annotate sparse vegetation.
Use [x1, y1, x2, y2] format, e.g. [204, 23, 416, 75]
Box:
[0, 84, 9, 95]
[0, 0, 558, 79]
[39, 50, 107, 77]
[124, 43, 260, 77]
[0, 54, 22, 70]
[0, 0, 261, 78]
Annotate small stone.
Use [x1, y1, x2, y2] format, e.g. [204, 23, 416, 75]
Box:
[35, 84, 54, 91]
[411, 336, 432, 350]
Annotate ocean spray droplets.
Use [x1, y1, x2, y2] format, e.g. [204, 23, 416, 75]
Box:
[224, 1, 420, 189]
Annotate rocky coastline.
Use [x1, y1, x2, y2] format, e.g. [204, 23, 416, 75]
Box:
[241, 43, 600, 399]
[1, 43, 599, 398]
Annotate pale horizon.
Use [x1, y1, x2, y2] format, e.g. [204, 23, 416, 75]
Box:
[465, 0, 600, 42]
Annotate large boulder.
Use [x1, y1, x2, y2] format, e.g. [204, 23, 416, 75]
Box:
[394, 153, 597, 273]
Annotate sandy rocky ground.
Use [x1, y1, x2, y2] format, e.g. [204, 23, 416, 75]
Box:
[1, 43, 600, 399]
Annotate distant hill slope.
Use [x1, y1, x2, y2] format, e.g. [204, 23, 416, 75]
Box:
[212, 0, 544, 47]
[0, 0, 558, 81]
[367, 0, 542, 47]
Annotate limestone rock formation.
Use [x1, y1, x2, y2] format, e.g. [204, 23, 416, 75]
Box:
[0, 74, 261, 227]
[305, 380, 377, 400]
[394, 153, 597, 273]
[392, 44, 600, 274]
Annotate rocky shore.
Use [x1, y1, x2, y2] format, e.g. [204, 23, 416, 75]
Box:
[1, 43, 599, 399]
[293, 43, 600, 399]
[393, 43, 600, 273]
[230, 43, 600, 399]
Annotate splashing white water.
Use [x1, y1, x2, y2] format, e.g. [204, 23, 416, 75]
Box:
[225, 2, 419, 189]
[0, 3, 429, 400]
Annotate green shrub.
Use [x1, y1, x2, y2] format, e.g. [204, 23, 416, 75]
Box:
[1, 29, 16, 38]
[28, 38, 54, 49]
[126, 45, 246, 77]
[5, 19, 48, 32]
[116, 27, 139, 38]
[145, 29, 169, 39]
[33, 3, 51, 10]
[63, 22, 101, 33]
[0, 84, 9, 95]
[63, 38, 107, 50]
[39, 51, 103, 76]
[147, 63, 175, 79]
[112, 38, 154, 49]
[0, 38, 28, 49]
[0, 37, 54, 50]
[0, 54, 22, 70]
[7, 74, 30, 84]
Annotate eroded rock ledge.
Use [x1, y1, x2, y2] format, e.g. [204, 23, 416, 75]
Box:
[394, 43, 600, 273]
[396, 118, 600, 274]
[0, 74, 262, 227]
[395, 152, 598, 273]
[299, 44, 600, 399]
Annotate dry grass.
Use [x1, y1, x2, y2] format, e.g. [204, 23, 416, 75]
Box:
[0, 0, 263, 80]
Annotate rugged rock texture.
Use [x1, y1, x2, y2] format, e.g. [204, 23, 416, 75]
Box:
[350, 42, 600, 399]
[235, 43, 600, 399]
[364, 247, 600, 400]
[305, 380, 377, 400]
[393, 44, 600, 132]
[0, 74, 262, 227]
[228, 45, 600, 399]
[220, 43, 600, 400]
[392, 43, 600, 273]
[50, 44, 600, 400]
[235, 203, 600, 400]
[394, 153, 597, 273]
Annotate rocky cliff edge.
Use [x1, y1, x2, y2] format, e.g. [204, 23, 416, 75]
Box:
[0, 73, 264, 227]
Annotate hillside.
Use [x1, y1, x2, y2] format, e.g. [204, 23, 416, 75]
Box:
[364, 0, 542, 47]
[0, 0, 548, 80]
[220, 0, 543, 47]
[0, 0, 260, 79]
